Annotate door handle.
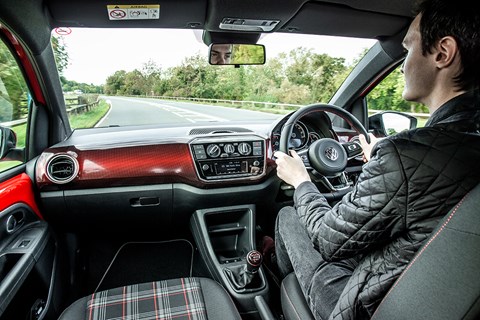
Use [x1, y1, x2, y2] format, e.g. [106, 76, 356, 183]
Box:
[130, 197, 160, 207]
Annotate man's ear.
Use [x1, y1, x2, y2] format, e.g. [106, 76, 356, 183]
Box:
[434, 36, 459, 69]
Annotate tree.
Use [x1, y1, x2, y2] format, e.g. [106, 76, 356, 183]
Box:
[123, 70, 146, 95]
[243, 57, 285, 102]
[367, 68, 427, 113]
[60, 76, 103, 94]
[51, 36, 69, 75]
[142, 60, 162, 96]
[232, 44, 265, 64]
[99, 46, 428, 117]
[0, 41, 29, 120]
[104, 70, 127, 95]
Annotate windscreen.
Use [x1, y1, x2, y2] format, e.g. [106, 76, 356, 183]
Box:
[51, 28, 376, 129]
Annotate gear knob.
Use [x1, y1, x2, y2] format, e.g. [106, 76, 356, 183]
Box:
[246, 250, 263, 273]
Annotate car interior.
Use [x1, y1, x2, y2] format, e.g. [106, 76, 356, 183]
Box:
[0, 0, 479, 319]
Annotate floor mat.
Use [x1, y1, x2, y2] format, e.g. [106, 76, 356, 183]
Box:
[95, 240, 194, 292]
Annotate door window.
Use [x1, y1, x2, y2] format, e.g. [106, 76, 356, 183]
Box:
[0, 39, 30, 172]
[366, 65, 429, 127]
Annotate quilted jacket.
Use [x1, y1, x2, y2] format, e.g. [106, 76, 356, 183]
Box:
[293, 90, 480, 319]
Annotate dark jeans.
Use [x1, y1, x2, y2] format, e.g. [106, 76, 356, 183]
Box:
[275, 206, 359, 320]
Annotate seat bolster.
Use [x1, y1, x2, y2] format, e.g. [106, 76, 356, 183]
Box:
[58, 296, 88, 320]
[281, 273, 315, 320]
[198, 277, 242, 319]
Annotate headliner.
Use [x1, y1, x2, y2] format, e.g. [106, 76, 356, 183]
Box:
[0, 0, 413, 54]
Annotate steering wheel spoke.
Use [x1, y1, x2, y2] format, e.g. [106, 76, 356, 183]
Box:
[313, 172, 352, 193]
[342, 141, 363, 159]
[296, 148, 312, 169]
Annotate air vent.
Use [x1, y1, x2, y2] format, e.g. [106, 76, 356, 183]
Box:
[46, 154, 79, 184]
[189, 127, 253, 135]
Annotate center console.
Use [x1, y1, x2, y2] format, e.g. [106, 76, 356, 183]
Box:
[190, 204, 269, 317]
[189, 135, 266, 182]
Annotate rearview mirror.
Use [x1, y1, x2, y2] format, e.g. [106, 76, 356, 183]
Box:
[208, 44, 265, 65]
[369, 111, 417, 137]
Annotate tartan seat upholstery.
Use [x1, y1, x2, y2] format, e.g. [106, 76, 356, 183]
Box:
[58, 277, 241, 320]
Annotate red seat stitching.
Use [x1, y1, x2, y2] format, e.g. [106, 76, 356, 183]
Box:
[372, 192, 469, 318]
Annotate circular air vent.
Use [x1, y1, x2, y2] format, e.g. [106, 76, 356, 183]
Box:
[46, 154, 79, 184]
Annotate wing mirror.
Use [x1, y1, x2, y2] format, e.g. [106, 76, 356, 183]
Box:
[208, 43, 265, 66]
[0, 126, 17, 160]
[369, 111, 417, 137]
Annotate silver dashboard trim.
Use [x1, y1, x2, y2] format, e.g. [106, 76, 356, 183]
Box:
[188, 134, 267, 183]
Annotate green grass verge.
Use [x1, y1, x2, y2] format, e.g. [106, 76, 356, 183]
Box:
[0, 161, 22, 171]
[12, 123, 26, 148]
[417, 117, 428, 128]
[0, 123, 27, 172]
[69, 99, 110, 129]
[0, 99, 110, 172]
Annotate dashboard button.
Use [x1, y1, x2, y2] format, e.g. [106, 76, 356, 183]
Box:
[238, 142, 252, 155]
[206, 144, 221, 158]
[224, 144, 235, 154]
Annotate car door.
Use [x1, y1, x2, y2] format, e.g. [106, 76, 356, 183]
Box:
[0, 26, 58, 320]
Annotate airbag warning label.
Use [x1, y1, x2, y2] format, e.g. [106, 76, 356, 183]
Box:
[107, 5, 160, 20]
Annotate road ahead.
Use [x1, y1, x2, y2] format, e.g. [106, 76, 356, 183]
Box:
[96, 96, 281, 127]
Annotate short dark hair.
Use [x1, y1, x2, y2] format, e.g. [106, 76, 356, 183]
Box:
[415, 0, 480, 90]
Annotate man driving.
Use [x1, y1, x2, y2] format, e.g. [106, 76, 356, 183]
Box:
[273, 0, 480, 318]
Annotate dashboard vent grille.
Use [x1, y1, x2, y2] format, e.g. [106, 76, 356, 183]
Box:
[189, 127, 252, 135]
[46, 154, 79, 184]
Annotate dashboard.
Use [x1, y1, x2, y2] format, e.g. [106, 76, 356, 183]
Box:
[34, 110, 363, 230]
[35, 110, 359, 191]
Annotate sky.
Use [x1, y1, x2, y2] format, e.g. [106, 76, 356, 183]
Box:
[58, 28, 376, 86]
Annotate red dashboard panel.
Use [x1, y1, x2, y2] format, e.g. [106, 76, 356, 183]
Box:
[36, 142, 276, 190]
[36, 143, 202, 190]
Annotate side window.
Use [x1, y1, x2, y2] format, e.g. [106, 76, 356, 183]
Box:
[366, 65, 429, 129]
[0, 38, 30, 172]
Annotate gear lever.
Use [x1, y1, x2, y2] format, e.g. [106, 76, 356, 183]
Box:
[246, 250, 263, 274]
[225, 250, 263, 290]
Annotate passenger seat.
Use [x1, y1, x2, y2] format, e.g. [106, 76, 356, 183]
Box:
[58, 277, 241, 319]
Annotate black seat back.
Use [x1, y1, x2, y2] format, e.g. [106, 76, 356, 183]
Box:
[372, 183, 480, 319]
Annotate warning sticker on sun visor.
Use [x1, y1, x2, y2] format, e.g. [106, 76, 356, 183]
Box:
[107, 5, 160, 20]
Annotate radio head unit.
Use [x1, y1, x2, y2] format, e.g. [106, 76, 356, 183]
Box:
[189, 136, 266, 181]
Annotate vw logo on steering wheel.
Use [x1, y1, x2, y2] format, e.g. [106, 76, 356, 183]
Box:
[325, 146, 339, 161]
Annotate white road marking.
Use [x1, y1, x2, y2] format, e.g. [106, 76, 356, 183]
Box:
[112, 97, 228, 123]
[95, 99, 113, 127]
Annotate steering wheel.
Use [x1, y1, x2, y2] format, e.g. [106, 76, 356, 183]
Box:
[279, 103, 370, 194]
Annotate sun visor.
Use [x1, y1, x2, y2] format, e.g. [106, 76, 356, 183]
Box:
[279, 2, 410, 39]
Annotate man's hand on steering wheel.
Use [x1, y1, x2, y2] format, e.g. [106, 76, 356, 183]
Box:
[359, 133, 381, 162]
[277, 103, 370, 195]
[274, 150, 311, 189]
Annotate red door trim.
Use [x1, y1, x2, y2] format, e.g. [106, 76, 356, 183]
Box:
[0, 173, 43, 219]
